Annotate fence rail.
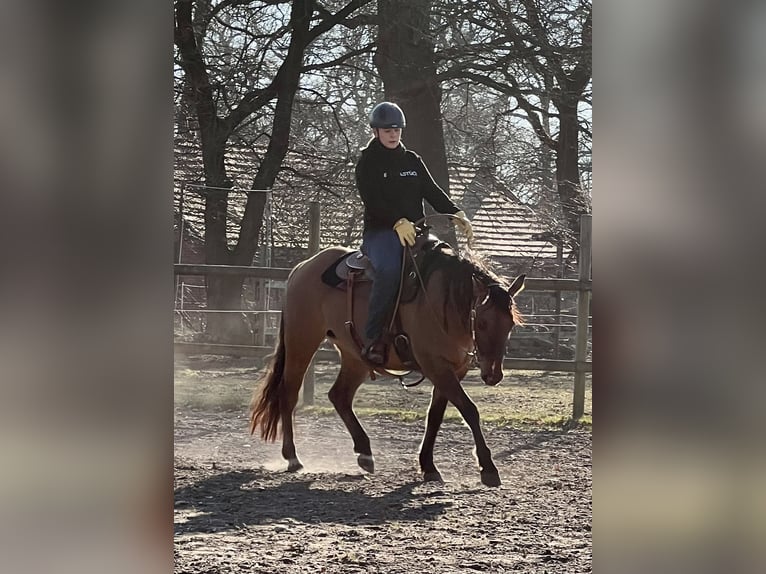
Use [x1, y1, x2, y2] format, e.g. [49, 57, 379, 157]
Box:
[175, 264, 291, 279]
[174, 342, 592, 374]
[174, 264, 591, 293]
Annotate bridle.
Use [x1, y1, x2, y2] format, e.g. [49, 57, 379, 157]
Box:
[468, 281, 510, 369]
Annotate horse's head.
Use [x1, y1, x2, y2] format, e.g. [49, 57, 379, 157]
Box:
[472, 274, 525, 385]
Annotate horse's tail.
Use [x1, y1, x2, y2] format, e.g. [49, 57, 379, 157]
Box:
[249, 314, 286, 441]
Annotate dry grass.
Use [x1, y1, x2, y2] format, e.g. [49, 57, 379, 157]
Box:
[174, 355, 592, 430]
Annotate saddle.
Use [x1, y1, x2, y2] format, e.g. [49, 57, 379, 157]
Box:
[320, 232, 449, 380]
[322, 250, 376, 286]
[321, 232, 443, 297]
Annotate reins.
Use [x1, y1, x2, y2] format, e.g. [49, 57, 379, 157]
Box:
[386, 212, 466, 334]
[385, 246, 425, 388]
[391, 214, 484, 369]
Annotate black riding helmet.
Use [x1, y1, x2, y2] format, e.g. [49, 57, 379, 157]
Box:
[369, 102, 406, 129]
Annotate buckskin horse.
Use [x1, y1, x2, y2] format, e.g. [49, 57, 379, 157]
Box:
[249, 236, 525, 486]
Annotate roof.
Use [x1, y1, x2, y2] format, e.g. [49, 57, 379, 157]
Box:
[449, 166, 569, 262]
[174, 135, 570, 270]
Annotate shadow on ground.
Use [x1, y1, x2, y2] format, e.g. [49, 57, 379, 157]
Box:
[175, 467, 452, 534]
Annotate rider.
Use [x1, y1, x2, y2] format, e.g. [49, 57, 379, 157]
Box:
[355, 101, 474, 365]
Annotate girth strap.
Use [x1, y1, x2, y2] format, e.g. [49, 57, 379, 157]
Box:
[344, 270, 366, 348]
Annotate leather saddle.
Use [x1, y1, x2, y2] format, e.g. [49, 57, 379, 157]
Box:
[323, 232, 446, 302]
[336, 250, 375, 284]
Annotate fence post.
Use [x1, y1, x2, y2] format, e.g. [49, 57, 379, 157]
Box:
[553, 240, 564, 358]
[302, 201, 321, 406]
[573, 214, 592, 419]
[256, 278, 267, 346]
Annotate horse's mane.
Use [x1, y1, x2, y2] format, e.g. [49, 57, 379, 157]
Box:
[420, 245, 521, 331]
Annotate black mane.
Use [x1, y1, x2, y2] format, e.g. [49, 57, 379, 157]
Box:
[419, 245, 510, 332]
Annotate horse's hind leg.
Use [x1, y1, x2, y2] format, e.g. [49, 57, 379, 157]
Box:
[328, 356, 374, 473]
[280, 326, 325, 472]
[419, 386, 448, 482]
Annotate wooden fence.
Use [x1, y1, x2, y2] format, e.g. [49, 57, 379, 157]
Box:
[175, 209, 592, 418]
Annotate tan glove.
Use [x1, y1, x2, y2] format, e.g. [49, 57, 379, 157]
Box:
[393, 218, 416, 246]
[453, 210, 474, 243]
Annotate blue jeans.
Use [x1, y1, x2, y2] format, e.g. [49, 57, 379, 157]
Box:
[361, 229, 403, 342]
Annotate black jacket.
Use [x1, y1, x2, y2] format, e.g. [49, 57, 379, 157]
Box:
[355, 138, 459, 233]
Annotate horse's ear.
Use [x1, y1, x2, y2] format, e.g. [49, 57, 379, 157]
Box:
[508, 274, 526, 298]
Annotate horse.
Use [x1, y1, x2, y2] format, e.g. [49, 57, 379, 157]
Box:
[249, 240, 525, 486]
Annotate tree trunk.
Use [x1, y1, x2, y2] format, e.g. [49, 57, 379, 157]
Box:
[554, 97, 585, 249]
[374, 0, 456, 244]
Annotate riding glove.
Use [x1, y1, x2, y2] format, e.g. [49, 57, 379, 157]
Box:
[453, 210, 474, 243]
[393, 218, 416, 246]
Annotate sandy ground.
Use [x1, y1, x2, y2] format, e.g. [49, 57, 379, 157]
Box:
[174, 356, 592, 573]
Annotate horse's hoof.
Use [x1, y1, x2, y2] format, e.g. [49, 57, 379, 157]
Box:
[286, 458, 303, 472]
[423, 471, 443, 483]
[480, 471, 501, 487]
[357, 454, 375, 473]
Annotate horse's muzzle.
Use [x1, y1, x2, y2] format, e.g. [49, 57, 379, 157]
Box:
[481, 363, 504, 386]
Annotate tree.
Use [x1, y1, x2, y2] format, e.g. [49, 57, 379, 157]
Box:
[174, 0, 593, 343]
[437, 0, 592, 249]
[174, 0, 372, 341]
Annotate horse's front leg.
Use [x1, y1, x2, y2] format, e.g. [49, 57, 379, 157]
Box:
[431, 369, 500, 487]
[419, 386, 448, 482]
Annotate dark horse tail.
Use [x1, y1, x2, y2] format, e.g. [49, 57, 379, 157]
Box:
[249, 315, 286, 441]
